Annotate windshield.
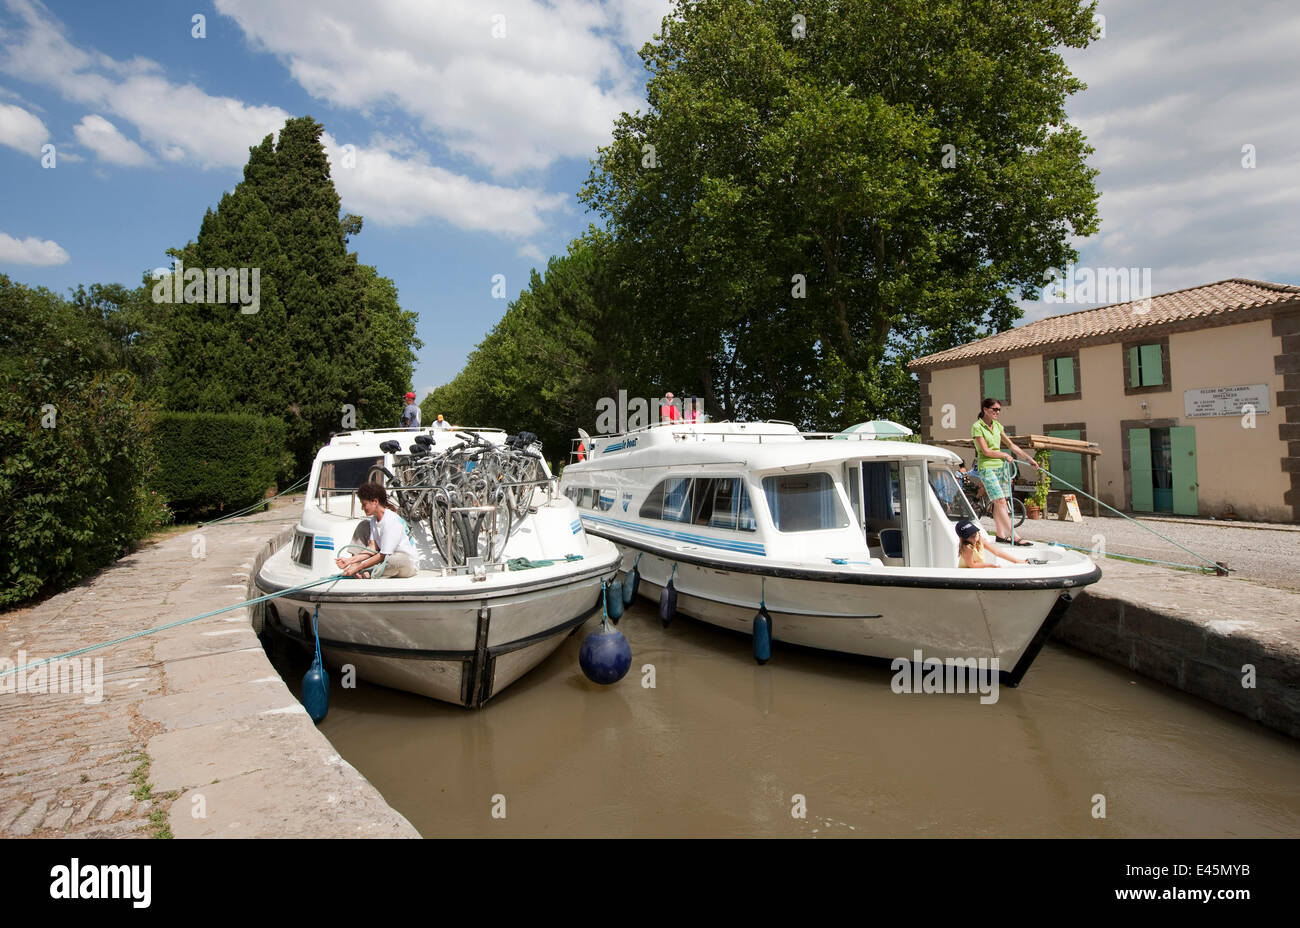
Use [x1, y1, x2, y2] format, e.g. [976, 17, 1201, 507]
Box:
[928, 466, 978, 521]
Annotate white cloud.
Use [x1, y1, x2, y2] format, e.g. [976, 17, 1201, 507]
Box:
[72, 113, 151, 166]
[0, 231, 68, 265]
[516, 242, 546, 262]
[0, 98, 47, 156]
[214, 0, 669, 176]
[0, 0, 577, 242]
[1044, 0, 1300, 307]
[323, 133, 567, 236]
[0, 0, 289, 169]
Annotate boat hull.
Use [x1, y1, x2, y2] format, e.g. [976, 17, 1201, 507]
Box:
[257, 540, 619, 707]
[603, 539, 1098, 686]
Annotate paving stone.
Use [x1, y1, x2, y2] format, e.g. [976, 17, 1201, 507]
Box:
[0, 498, 415, 838]
[42, 803, 75, 830]
[10, 798, 48, 835]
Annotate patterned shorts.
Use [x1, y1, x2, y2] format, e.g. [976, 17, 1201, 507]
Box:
[978, 464, 1012, 501]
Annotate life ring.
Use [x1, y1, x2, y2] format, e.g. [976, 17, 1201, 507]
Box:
[576, 442, 586, 462]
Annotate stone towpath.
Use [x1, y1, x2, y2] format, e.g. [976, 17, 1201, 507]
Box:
[0, 498, 417, 838]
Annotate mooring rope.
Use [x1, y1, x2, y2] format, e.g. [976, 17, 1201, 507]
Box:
[1022, 459, 1226, 574]
[0, 573, 344, 680]
[197, 474, 309, 527]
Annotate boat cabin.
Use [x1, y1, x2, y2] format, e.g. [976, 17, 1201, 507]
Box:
[563, 421, 979, 570]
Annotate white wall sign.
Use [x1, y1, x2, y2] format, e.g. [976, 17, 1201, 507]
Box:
[1184, 384, 1270, 418]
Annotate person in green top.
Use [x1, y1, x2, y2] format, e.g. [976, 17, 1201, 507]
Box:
[971, 397, 1037, 545]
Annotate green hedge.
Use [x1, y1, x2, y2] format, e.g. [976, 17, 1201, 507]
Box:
[152, 412, 287, 517]
[0, 369, 170, 607]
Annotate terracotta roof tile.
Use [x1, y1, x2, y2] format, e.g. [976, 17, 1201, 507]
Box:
[909, 278, 1300, 370]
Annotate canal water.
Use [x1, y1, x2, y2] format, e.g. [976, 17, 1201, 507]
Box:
[268, 601, 1300, 838]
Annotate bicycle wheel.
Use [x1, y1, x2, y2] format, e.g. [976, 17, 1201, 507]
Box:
[1009, 497, 1026, 528]
[428, 498, 454, 564]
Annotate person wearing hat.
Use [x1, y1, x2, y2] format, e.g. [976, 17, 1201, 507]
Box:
[401, 391, 421, 431]
[433, 413, 451, 431]
[955, 518, 1025, 568]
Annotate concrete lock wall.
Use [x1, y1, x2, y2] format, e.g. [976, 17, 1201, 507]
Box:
[923, 318, 1291, 521]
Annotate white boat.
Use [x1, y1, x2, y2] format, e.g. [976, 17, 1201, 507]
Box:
[255, 427, 620, 707]
[559, 420, 1100, 685]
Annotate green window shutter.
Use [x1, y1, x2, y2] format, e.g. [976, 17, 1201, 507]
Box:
[1057, 357, 1075, 394]
[1139, 344, 1163, 386]
[1046, 429, 1083, 490]
[1129, 428, 1153, 511]
[1128, 346, 1141, 388]
[983, 367, 1007, 402]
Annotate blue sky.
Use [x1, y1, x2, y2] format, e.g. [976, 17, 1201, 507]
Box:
[2, 0, 1298, 400]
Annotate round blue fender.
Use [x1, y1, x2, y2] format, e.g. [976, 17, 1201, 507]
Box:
[579, 626, 632, 684]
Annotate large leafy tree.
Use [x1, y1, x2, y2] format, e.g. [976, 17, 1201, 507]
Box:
[157, 116, 420, 469]
[581, 0, 1100, 429]
[427, 232, 651, 460]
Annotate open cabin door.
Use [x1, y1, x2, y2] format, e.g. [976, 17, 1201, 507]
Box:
[857, 459, 930, 567]
[900, 461, 931, 567]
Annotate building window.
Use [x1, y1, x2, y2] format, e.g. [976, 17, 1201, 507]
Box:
[1123, 336, 1171, 395]
[1044, 351, 1081, 401]
[980, 362, 1011, 405]
[1129, 344, 1162, 386]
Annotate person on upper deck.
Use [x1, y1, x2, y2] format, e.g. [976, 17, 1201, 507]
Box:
[401, 391, 421, 431]
[659, 391, 681, 422]
[971, 397, 1036, 546]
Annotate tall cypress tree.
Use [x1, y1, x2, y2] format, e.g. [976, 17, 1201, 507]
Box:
[158, 116, 419, 470]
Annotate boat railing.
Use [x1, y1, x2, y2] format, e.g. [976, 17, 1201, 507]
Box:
[316, 486, 366, 518]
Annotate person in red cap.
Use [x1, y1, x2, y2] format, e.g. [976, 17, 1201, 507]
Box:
[401, 391, 421, 431]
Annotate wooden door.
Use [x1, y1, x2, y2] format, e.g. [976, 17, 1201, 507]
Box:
[1129, 428, 1153, 511]
[1170, 426, 1199, 516]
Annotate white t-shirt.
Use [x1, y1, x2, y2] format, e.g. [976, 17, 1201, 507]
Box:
[369, 510, 416, 559]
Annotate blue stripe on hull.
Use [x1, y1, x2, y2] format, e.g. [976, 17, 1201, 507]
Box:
[581, 513, 765, 556]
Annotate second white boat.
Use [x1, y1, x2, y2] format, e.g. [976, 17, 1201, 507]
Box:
[559, 419, 1100, 685]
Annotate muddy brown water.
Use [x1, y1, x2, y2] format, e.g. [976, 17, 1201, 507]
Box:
[267, 600, 1300, 837]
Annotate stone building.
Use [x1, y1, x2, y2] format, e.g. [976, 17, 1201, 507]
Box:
[908, 279, 1300, 522]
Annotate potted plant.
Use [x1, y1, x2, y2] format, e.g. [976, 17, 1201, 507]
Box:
[1027, 449, 1051, 519]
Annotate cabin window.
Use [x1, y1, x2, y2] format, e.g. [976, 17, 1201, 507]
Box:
[694, 478, 756, 531]
[597, 489, 615, 511]
[927, 466, 977, 522]
[291, 530, 314, 566]
[640, 477, 692, 522]
[318, 456, 382, 491]
[762, 473, 848, 532]
[638, 476, 755, 531]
